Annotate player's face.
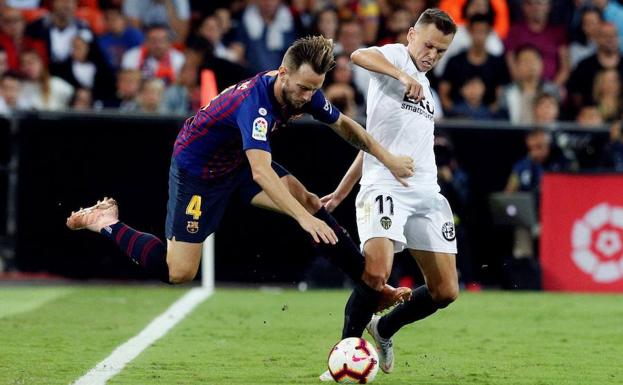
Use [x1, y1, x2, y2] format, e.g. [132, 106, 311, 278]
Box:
[406, 23, 454, 72]
[279, 63, 325, 110]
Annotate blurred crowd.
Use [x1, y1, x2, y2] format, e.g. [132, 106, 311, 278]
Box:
[0, 0, 619, 125]
[0, 1, 621, 170]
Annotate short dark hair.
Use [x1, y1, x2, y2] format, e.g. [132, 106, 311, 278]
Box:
[415, 8, 457, 35]
[282, 35, 335, 74]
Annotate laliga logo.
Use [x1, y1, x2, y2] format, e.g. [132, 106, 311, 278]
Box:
[571, 203, 623, 283]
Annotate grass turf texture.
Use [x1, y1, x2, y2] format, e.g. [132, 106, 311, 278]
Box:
[1, 287, 622, 385]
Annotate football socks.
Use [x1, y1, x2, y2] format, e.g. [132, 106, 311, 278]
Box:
[101, 222, 170, 283]
[376, 285, 439, 338]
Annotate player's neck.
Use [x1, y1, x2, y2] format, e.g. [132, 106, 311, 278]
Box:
[272, 77, 286, 107]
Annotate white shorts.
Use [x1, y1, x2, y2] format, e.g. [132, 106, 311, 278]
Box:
[355, 185, 457, 254]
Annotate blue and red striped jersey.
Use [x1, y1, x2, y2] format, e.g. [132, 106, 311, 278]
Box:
[173, 71, 340, 180]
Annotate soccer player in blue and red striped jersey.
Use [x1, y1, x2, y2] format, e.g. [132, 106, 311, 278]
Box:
[66, 36, 413, 311]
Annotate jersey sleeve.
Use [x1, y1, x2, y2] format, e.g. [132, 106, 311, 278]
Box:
[236, 95, 273, 153]
[305, 89, 340, 124]
[371, 43, 406, 67]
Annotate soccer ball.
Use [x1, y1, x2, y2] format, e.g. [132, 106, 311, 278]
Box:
[327, 337, 379, 383]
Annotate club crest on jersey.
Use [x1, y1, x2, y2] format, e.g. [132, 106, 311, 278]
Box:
[442, 222, 455, 241]
[380, 216, 392, 230]
[252, 117, 268, 141]
[258, 107, 267, 116]
[187, 221, 199, 234]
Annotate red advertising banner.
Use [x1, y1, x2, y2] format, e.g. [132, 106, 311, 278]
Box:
[541, 173, 623, 292]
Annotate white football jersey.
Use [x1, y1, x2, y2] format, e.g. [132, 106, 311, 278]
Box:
[360, 43, 439, 190]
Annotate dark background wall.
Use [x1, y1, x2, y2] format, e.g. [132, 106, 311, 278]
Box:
[4, 112, 611, 285]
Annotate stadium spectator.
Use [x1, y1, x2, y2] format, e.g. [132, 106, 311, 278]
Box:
[569, 6, 602, 69]
[506, 127, 570, 194]
[0, 69, 27, 113]
[439, 0, 509, 38]
[126, 77, 165, 114]
[439, 13, 509, 114]
[334, 19, 369, 100]
[97, 5, 144, 71]
[376, 7, 412, 46]
[449, 75, 501, 120]
[505, 125, 572, 255]
[234, 0, 299, 73]
[324, 53, 364, 114]
[122, 0, 190, 45]
[576, 104, 605, 126]
[592, 68, 622, 123]
[54, 30, 115, 101]
[70, 86, 92, 110]
[333, 0, 380, 45]
[19, 48, 74, 110]
[25, 0, 94, 70]
[505, 0, 569, 87]
[532, 91, 560, 125]
[434, 0, 505, 77]
[96, 67, 141, 109]
[197, 14, 239, 64]
[161, 61, 200, 114]
[185, 36, 248, 92]
[567, 22, 622, 115]
[0, 6, 46, 70]
[588, 0, 623, 52]
[500, 45, 559, 124]
[324, 82, 358, 119]
[121, 24, 185, 85]
[289, 0, 315, 33]
[311, 7, 338, 41]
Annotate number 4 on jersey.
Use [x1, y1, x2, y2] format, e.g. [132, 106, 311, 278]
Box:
[186, 195, 202, 220]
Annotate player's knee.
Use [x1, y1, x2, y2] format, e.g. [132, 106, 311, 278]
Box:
[430, 283, 459, 308]
[168, 267, 197, 284]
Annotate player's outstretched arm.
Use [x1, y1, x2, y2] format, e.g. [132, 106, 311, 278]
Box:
[351, 47, 425, 102]
[329, 113, 413, 186]
[321, 151, 364, 212]
[245, 149, 337, 244]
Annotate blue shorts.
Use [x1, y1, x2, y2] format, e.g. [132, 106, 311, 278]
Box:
[165, 160, 290, 243]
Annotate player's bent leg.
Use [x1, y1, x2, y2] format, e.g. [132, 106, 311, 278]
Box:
[67, 197, 171, 283]
[165, 238, 203, 284]
[361, 238, 395, 291]
[411, 250, 459, 307]
[376, 250, 458, 341]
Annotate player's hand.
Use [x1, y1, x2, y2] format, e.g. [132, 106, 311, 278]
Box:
[398, 72, 424, 103]
[298, 215, 338, 245]
[386, 154, 414, 187]
[320, 192, 344, 213]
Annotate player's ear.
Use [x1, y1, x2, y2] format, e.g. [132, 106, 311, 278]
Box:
[278, 66, 288, 79]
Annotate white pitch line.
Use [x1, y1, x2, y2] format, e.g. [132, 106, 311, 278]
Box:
[73, 287, 212, 385]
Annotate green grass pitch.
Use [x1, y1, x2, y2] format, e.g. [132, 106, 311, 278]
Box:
[1, 286, 622, 384]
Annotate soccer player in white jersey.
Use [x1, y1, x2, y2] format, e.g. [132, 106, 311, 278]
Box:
[319, 9, 458, 380]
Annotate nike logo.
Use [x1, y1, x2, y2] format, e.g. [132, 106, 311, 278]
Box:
[351, 355, 368, 362]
